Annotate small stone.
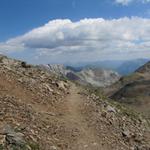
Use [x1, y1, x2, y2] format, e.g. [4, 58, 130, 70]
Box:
[106, 105, 116, 113]
[122, 130, 131, 138]
[50, 145, 57, 150]
[101, 111, 107, 118]
[18, 78, 23, 83]
[44, 83, 54, 92]
[93, 142, 97, 146]
[84, 144, 88, 148]
[56, 81, 68, 91]
[0, 135, 5, 145]
[46, 112, 56, 116]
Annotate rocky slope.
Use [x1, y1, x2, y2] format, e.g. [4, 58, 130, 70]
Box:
[104, 61, 150, 118]
[0, 55, 70, 149]
[40, 64, 120, 87]
[0, 55, 149, 150]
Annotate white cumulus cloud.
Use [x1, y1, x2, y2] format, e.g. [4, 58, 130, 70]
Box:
[115, 0, 133, 5]
[0, 17, 150, 63]
[115, 0, 150, 5]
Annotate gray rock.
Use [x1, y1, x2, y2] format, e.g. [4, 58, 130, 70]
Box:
[122, 130, 131, 138]
[50, 145, 57, 150]
[6, 132, 25, 146]
[56, 81, 68, 90]
[3, 125, 26, 146]
[106, 105, 116, 113]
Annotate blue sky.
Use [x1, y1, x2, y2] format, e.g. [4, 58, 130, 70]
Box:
[0, 0, 150, 63]
[0, 0, 150, 42]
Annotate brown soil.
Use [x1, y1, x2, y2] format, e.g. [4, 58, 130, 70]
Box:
[62, 84, 106, 150]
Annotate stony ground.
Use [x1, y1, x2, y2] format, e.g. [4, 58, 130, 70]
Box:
[0, 55, 150, 150]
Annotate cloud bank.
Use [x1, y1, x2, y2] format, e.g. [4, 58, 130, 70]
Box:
[115, 0, 150, 5]
[0, 17, 150, 63]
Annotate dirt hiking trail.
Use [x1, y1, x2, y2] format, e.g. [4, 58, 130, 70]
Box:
[63, 84, 106, 150]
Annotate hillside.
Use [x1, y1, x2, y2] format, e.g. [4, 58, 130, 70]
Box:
[0, 55, 149, 150]
[105, 61, 150, 118]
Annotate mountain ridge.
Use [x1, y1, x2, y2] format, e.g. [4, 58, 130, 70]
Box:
[39, 64, 121, 87]
[0, 55, 149, 149]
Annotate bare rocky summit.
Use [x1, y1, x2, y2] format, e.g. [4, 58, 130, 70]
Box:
[0, 55, 149, 150]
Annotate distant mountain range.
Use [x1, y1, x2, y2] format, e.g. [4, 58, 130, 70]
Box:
[116, 59, 149, 75]
[66, 59, 149, 75]
[39, 64, 120, 87]
[38, 58, 149, 88]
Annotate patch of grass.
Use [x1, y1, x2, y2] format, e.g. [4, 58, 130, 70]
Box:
[120, 73, 142, 84]
[0, 145, 4, 150]
[28, 142, 40, 150]
[10, 145, 29, 150]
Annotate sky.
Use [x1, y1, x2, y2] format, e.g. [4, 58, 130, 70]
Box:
[0, 0, 150, 64]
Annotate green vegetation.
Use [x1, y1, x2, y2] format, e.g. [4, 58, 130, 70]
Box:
[0, 145, 3, 150]
[28, 142, 40, 150]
